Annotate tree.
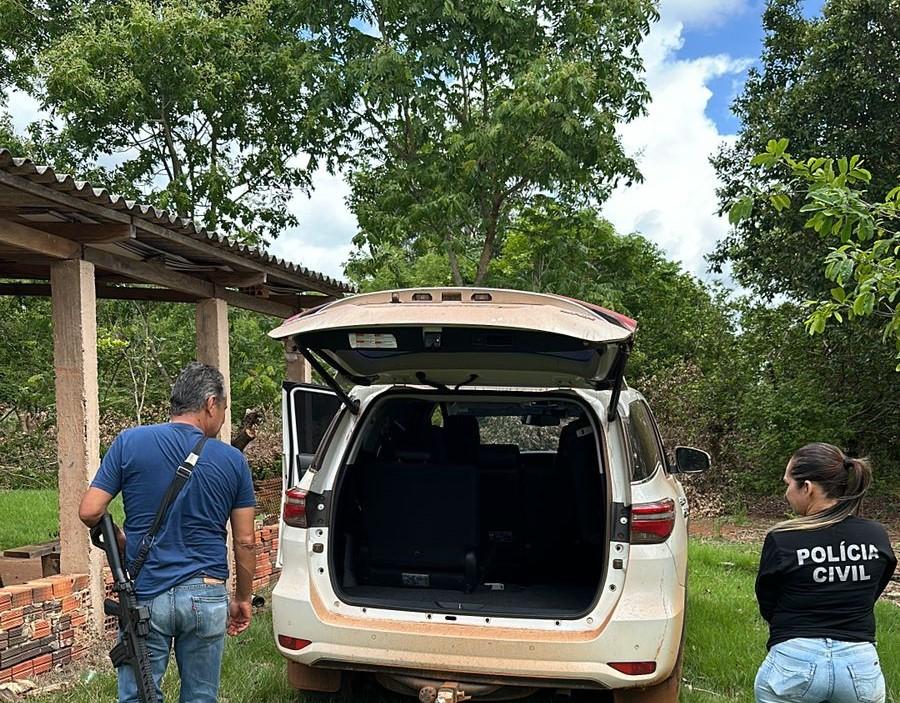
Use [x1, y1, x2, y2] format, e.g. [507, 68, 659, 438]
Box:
[323, 0, 657, 285]
[730, 139, 900, 367]
[710, 0, 900, 300]
[491, 200, 735, 381]
[32, 0, 349, 244]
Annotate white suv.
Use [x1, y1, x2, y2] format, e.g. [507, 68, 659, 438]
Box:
[268, 288, 709, 702]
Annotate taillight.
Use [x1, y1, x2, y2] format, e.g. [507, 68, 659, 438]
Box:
[631, 498, 675, 544]
[283, 487, 308, 528]
[609, 661, 657, 675]
[278, 635, 311, 650]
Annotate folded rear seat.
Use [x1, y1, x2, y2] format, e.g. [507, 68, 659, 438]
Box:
[356, 461, 479, 591]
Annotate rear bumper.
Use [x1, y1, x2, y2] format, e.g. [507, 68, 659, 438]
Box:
[272, 550, 685, 689]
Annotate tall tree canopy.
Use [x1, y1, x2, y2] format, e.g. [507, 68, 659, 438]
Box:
[319, 0, 657, 284]
[5, 0, 351, 244]
[711, 0, 900, 300]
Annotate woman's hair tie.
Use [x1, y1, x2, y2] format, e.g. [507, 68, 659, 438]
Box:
[843, 457, 854, 471]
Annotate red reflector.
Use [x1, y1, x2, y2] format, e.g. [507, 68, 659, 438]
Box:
[278, 635, 312, 650]
[609, 661, 657, 675]
[282, 487, 308, 528]
[631, 498, 676, 544]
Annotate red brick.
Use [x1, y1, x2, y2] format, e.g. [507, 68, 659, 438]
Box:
[0, 590, 11, 610]
[70, 612, 87, 627]
[0, 607, 24, 629]
[5, 585, 33, 608]
[11, 660, 32, 680]
[60, 595, 77, 613]
[72, 574, 90, 591]
[50, 576, 74, 598]
[0, 666, 11, 683]
[32, 654, 52, 676]
[31, 583, 54, 603]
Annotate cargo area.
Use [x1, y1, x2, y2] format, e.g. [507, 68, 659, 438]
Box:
[330, 394, 608, 618]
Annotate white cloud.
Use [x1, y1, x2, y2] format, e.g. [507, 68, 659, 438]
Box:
[659, 0, 753, 29]
[601, 10, 753, 279]
[268, 166, 358, 281]
[3, 87, 49, 134]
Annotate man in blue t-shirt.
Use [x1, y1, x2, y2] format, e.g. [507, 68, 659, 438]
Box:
[79, 362, 256, 703]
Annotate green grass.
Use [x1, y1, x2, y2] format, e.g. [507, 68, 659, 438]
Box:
[0, 490, 124, 551]
[28, 539, 900, 702]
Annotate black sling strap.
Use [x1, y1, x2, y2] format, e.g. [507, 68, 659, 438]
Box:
[128, 435, 207, 580]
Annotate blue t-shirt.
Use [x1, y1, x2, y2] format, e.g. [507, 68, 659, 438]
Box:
[91, 422, 256, 600]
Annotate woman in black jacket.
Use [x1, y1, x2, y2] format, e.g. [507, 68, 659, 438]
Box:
[754, 442, 896, 703]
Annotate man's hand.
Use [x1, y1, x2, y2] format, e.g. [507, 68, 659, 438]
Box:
[227, 599, 252, 636]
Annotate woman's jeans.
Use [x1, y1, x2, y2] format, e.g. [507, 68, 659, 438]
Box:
[118, 578, 229, 703]
[755, 638, 886, 703]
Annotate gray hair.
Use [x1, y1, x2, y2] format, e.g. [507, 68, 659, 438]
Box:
[170, 362, 225, 416]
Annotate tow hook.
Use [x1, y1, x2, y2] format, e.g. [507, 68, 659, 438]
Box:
[418, 682, 471, 703]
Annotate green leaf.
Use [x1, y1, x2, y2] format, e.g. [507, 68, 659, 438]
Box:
[831, 287, 846, 302]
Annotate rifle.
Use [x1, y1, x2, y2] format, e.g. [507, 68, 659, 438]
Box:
[90, 513, 158, 703]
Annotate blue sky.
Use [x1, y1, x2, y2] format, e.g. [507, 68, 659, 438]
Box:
[678, 0, 824, 133]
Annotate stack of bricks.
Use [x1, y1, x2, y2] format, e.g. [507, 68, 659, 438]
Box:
[252, 522, 280, 593]
[0, 575, 91, 684]
[253, 478, 283, 524]
[0, 523, 283, 685]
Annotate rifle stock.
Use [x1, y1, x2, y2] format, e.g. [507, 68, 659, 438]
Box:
[90, 513, 159, 703]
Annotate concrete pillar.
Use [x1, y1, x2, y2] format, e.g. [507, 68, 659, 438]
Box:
[284, 338, 311, 384]
[195, 298, 231, 442]
[195, 297, 236, 593]
[50, 259, 104, 632]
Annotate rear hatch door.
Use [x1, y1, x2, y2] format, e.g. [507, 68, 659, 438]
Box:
[269, 288, 636, 390]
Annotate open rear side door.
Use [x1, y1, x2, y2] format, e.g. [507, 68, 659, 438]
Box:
[278, 382, 341, 566]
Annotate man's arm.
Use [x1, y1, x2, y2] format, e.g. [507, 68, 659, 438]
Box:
[228, 506, 256, 636]
[79, 487, 114, 528]
[79, 487, 126, 552]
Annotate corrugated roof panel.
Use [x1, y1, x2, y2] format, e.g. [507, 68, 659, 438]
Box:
[0, 149, 354, 295]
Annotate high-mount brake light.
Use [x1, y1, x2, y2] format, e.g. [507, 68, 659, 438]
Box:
[631, 498, 676, 544]
[282, 487, 308, 528]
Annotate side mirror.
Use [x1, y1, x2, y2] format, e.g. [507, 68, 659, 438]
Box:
[673, 446, 710, 474]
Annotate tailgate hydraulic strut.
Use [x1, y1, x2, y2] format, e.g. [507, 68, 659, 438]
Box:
[606, 343, 631, 422]
[297, 347, 360, 414]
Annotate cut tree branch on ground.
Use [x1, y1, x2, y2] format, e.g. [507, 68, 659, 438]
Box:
[231, 408, 262, 453]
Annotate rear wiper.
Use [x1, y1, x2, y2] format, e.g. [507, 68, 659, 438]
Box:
[415, 372, 448, 391]
[415, 372, 478, 391]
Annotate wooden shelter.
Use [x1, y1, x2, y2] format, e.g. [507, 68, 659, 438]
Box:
[0, 150, 351, 629]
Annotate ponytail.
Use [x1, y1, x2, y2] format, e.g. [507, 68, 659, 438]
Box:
[769, 443, 872, 534]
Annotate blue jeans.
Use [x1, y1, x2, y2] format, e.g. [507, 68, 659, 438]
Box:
[118, 578, 228, 703]
[755, 638, 886, 703]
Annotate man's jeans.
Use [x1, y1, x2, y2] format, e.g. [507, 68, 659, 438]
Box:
[755, 638, 886, 703]
[118, 578, 228, 703]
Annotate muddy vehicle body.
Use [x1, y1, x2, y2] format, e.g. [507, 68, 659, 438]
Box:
[268, 288, 709, 701]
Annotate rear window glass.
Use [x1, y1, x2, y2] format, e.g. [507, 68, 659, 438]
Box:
[626, 401, 664, 481]
[478, 416, 565, 452]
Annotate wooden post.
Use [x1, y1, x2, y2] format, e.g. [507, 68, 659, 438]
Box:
[195, 297, 237, 592]
[50, 259, 104, 632]
[195, 298, 231, 442]
[284, 338, 311, 384]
